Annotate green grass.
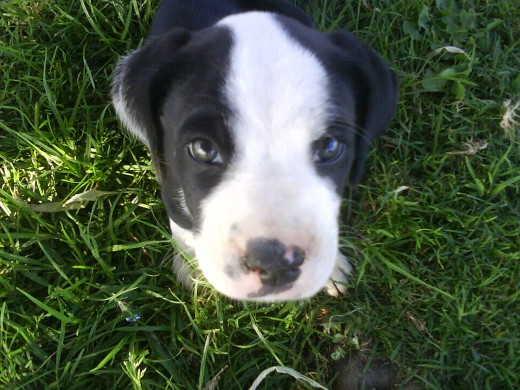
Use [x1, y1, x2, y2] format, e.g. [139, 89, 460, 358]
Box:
[1, 0, 519, 388]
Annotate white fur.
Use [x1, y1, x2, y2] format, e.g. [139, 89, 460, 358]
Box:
[170, 219, 196, 250]
[185, 13, 350, 301]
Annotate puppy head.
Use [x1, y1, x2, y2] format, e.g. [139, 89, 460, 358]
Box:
[112, 12, 398, 301]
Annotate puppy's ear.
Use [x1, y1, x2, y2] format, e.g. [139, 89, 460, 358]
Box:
[328, 31, 399, 186]
[111, 30, 192, 183]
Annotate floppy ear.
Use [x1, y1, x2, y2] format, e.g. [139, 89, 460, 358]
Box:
[328, 31, 399, 185]
[111, 30, 192, 183]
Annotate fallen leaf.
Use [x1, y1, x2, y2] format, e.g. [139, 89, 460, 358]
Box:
[63, 189, 116, 206]
[27, 202, 76, 213]
[203, 365, 229, 390]
[25, 189, 116, 213]
[500, 99, 520, 141]
[447, 139, 488, 156]
[431, 45, 470, 59]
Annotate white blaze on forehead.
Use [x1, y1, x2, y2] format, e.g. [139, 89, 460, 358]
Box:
[218, 12, 331, 165]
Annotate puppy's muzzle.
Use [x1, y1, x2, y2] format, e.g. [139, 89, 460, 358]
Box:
[243, 238, 305, 289]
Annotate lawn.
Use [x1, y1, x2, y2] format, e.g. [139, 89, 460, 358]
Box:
[1, 0, 519, 388]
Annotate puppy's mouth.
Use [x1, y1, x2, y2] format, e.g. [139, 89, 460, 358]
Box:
[246, 282, 295, 298]
[243, 264, 302, 298]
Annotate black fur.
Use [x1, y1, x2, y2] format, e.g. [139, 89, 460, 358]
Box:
[112, 0, 398, 231]
[150, 0, 313, 35]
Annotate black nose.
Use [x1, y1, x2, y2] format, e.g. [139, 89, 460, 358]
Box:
[244, 238, 305, 288]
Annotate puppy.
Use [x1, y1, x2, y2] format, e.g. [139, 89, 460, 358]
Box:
[112, 0, 398, 301]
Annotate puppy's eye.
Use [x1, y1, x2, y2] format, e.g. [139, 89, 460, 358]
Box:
[313, 136, 345, 163]
[187, 138, 222, 164]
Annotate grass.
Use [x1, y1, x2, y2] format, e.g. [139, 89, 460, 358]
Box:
[0, 0, 518, 388]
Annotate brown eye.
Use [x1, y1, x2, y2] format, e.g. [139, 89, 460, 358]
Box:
[187, 138, 222, 164]
[313, 136, 345, 163]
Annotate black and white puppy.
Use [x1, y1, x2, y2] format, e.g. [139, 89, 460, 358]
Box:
[112, 0, 398, 301]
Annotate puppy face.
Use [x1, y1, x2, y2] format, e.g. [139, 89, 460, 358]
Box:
[112, 12, 398, 301]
